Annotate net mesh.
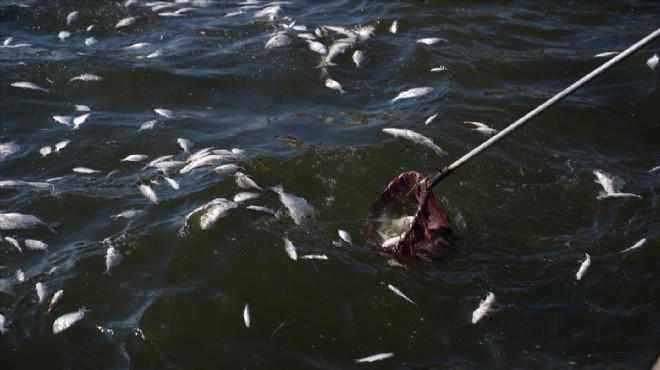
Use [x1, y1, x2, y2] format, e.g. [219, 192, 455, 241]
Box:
[368, 171, 455, 261]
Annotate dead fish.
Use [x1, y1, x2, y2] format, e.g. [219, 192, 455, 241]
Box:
[70, 73, 103, 82]
[110, 209, 144, 220]
[416, 37, 445, 45]
[24, 239, 48, 251]
[321, 39, 353, 67]
[66, 10, 80, 25]
[300, 254, 328, 260]
[425, 113, 438, 125]
[58, 31, 71, 41]
[471, 291, 495, 324]
[464, 121, 498, 136]
[0, 314, 8, 334]
[254, 4, 281, 20]
[593, 169, 641, 199]
[235, 172, 263, 190]
[139, 184, 159, 204]
[154, 108, 174, 118]
[269, 184, 314, 225]
[198, 199, 237, 230]
[243, 303, 250, 328]
[214, 164, 241, 174]
[40, 146, 53, 157]
[265, 32, 291, 49]
[164, 177, 180, 190]
[146, 50, 162, 58]
[48, 290, 64, 313]
[575, 253, 591, 281]
[0, 212, 59, 233]
[11, 81, 50, 92]
[36, 282, 47, 304]
[233, 192, 260, 203]
[0, 142, 20, 160]
[355, 353, 393, 363]
[389, 19, 398, 34]
[73, 113, 90, 129]
[16, 269, 25, 282]
[121, 154, 148, 162]
[125, 42, 150, 49]
[325, 78, 346, 94]
[53, 308, 86, 334]
[431, 66, 448, 72]
[352, 50, 364, 68]
[338, 229, 352, 245]
[103, 246, 122, 276]
[621, 238, 647, 254]
[245, 205, 277, 216]
[283, 237, 297, 261]
[115, 16, 137, 28]
[387, 284, 417, 306]
[55, 140, 70, 152]
[390, 87, 433, 103]
[177, 138, 194, 153]
[306, 40, 327, 55]
[647, 54, 659, 70]
[139, 120, 158, 131]
[84, 37, 97, 46]
[4, 236, 22, 253]
[382, 128, 447, 156]
[73, 167, 100, 174]
[180, 155, 223, 174]
[649, 165, 660, 173]
[53, 115, 72, 126]
[594, 51, 619, 58]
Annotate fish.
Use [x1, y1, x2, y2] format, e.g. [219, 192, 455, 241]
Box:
[325, 78, 346, 94]
[103, 246, 122, 276]
[154, 108, 174, 118]
[647, 54, 659, 70]
[306, 40, 327, 55]
[84, 37, 97, 46]
[245, 205, 277, 216]
[55, 140, 70, 152]
[235, 172, 263, 190]
[66, 11, 80, 25]
[36, 282, 47, 304]
[70, 73, 103, 82]
[593, 169, 641, 199]
[0, 212, 59, 233]
[214, 164, 242, 174]
[352, 50, 364, 67]
[300, 254, 328, 260]
[0, 142, 20, 160]
[180, 155, 224, 173]
[620, 238, 647, 254]
[53, 308, 86, 334]
[58, 31, 71, 41]
[146, 50, 162, 58]
[243, 303, 250, 328]
[254, 4, 281, 20]
[11, 81, 50, 92]
[265, 33, 291, 49]
[121, 154, 148, 162]
[390, 87, 433, 103]
[0, 314, 8, 334]
[73, 167, 100, 174]
[24, 239, 48, 250]
[431, 66, 448, 72]
[387, 284, 417, 307]
[416, 37, 445, 45]
[16, 269, 25, 282]
[139, 184, 159, 204]
[321, 39, 353, 66]
[125, 42, 151, 49]
[269, 184, 315, 225]
[575, 253, 591, 281]
[338, 229, 352, 245]
[4, 236, 22, 253]
[139, 120, 158, 131]
[233, 192, 260, 203]
[197, 199, 237, 230]
[115, 16, 137, 28]
[164, 177, 180, 190]
[53, 115, 72, 126]
[284, 237, 297, 261]
[355, 353, 393, 363]
[425, 113, 438, 125]
[177, 138, 194, 153]
[389, 19, 398, 34]
[40, 146, 53, 157]
[382, 128, 447, 156]
[464, 120, 498, 136]
[649, 165, 660, 173]
[110, 209, 144, 220]
[48, 290, 64, 313]
[73, 113, 90, 129]
[471, 291, 495, 324]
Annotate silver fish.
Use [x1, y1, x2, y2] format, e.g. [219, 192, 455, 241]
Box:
[471, 291, 495, 324]
[391, 87, 433, 103]
[53, 308, 86, 334]
[103, 246, 122, 276]
[154, 108, 174, 118]
[70, 73, 103, 82]
[121, 154, 148, 162]
[139, 184, 159, 204]
[245, 205, 277, 216]
[36, 282, 47, 304]
[24, 239, 48, 250]
[164, 177, 180, 190]
[48, 290, 64, 313]
[110, 209, 144, 220]
[355, 353, 393, 363]
[40, 146, 53, 157]
[425, 113, 438, 125]
[254, 4, 280, 19]
[233, 192, 260, 203]
[464, 121, 498, 136]
[593, 169, 641, 199]
[416, 37, 445, 45]
[388, 284, 417, 306]
[199, 200, 237, 230]
[338, 229, 352, 245]
[594, 51, 619, 58]
[66, 10, 80, 25]
[0, 141, 20, 160]
[306, 40, 327, 55]
[621, 238, 647, 254]
[84, 37, 97, 46]
[647, 54, 659, 70]
[73, 167, 100, 174]
[352, 50, 364, 68]
[138, 120, 158, 131]
[16, 269, 25, 282]
[54, 140, 70, 152]
[300, 254, 328, 260]
[243, 303, 250, 328]
[265, 33, 291, 49]
[269, 184, 314, 225]
[125, 42, 151, 49]
[431, 66, 448, 72]
[575, 253, 591, 281]
[389, 19, 398, 34]
[235, 172, 263, 190]
[73, 113, 90, 129]
[325, 78, 346, 94]
[214, 164, 241, 174]
[11, 81, 49, 92]
[181, 154, 224, 174]
[0, 314, 8, 334]
[58, 31, 71, 41]
[284, 237, 297, 261]
[53, 115, 72, 126]
[4, 236, 22, 253]
[177, 138, 194, 153]
[322, 39, 353, 66]
[382, 128, 447, 156]
[0, 212, 59, 233]
[115, 16, 137, 28]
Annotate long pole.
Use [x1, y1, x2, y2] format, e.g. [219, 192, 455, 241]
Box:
[428, 26, 660, 189]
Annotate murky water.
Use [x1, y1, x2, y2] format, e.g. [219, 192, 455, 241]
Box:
[1, 1, 659, 368]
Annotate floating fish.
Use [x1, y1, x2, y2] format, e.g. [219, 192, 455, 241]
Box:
[431, 66, 448, 72]
[73, 113, 90, 129]
[139, 184, 159, 204]
[0, 212, 59, 233]
[53, 308, 86, 334]
[139, 120, 158, 131]
[16, 269, 25, 282]
[647, 54, 659, 70]
[164, 177, 180, 190]
[325, 78, 346, 94]
[387, 284, 417, 307]
[390, 87, 433, 103]
[0, 142, 20, 160]
[4, 236, 22, 253]
[265, 33, 291, 49]
[306, 40, 327, 55]
[199, 201, 237, 230]
[36, 282, 47, 303]
[73, 167, 100, 174]
[269, 184, 315, 225]
[254, 4, 281, 20]
[0, 314, 8, 334]
[154, 108, 174, 118]
[180, 154, 224, 174]
[53, 115, 72, 126]
[111, 209, 144, 220]
[594, 51, 619, 58]
[84, 37, 97, 46]
[382, 128, 447, 156]
[352, 50, 364, 67]
[425, 113, 438, 125]
[214, 163, 241, 174]
[11, 81, 49, 92]
[125, 42, 151, 49]
[284, 237, 297, 261]
[24, 239, 48, 250]
[233, 192, 260, 203]
[70, 73, 103, 82]
[55, 140, 70, 152]
[300, 254, 328, 260]
[620, 238, 647, 254]
[121, 154, 148, 162]
[66, 10, 80, 25]
[464, 120, 498, 136]
[417, 37, 445, 45]
[177, 138, 194, 153]
[40, 146, 52, 157]
[245, 205, 277, 216]
[103, 246, 122, 276]
[48, 290, 64, 313]
[593, 169, 641, 199]
[389, 20, 398, 34]
[58, 31, 71, 41]
[649, 165, 660, 173]
[575, 253, 591, 281]
[355, 352, 393, 363]
[235, 172, 263, 190]
[115, 16, 137, 28]
[243, 303, 250, 328]
[321, 39, 353, 67]
[338, 229, 352, 245]
[471, 292, 495, 324]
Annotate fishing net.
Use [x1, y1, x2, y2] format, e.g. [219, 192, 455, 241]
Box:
[368, 171, 455, 261]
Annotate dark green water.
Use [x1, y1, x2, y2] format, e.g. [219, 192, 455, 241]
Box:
[1, 1, 659, 368]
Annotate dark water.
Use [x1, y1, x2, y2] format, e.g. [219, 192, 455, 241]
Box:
[1, 1, 659, 368]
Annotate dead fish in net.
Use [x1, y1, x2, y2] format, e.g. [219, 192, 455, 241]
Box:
[471, 291, 495, 324]
[245, 205, 278, 216]
[24, 239, 48, 251]
[269, 184, 314, 225]
[235, 172, 263, 190]
[464, 120, 498, 136]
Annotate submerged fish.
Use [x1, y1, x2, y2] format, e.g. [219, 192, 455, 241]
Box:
[352, 50, 364, 67]
[11, 81, 50, 92]
[389, 19, 398, 34]
[58, 31, 71, 41]
[53, 115, 72, 126]
[300, 254, 328, 260]
[243, 303, 250, 328]
[338, 229, 352, 245]
[54, 140, 70, 152]
[24, 239, 48, 250]
[269, 184, 314, 225]
[180, 155, 223, 174]
[387, 284, 417, 307]
[355, 353, 393, 363]
[53, 308, 86, 334]
[325, 78, 346, 94]
[416, 37, 445, 45]
[73, 113, 90, 129]
[647, 54, 659, 70]
[0, 142, 20, 159]
[139, 184, 159, 204]
[4, 236, 22, 253]
[0, 212, 59, 233]
[121, 154, 148, 162]
[103, 246, 122, 276]
[48, 290, 64, 313]
[382, 128, 447, 156]
[177, 138, 194, 153]
[390, 87, 433, 103]
[164, 177, 179, 190]
[111, 209, 144, 220]
[233, 192, 260, 203]
[66, 11, 80, 25]
[139, 120, 158, 131]
[245, 205, 277, 216]
[575, 253, 591, 281]
[154, 108, 174, 118]
[70, 73, 103, 82]
[214, 163, 241, 174]
[620, 238, 647, 254]
[0, 314, 8, 334]
[115, 16, 137, 28]
[284, 237, 297, 261]
[36, 282, 47, 304]
[471, 291, 495, 324]
[73, 166, 100, 174]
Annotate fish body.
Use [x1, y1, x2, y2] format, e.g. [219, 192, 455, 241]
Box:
[352, 50, 364, 67]
[4, 236, 22, 253]
[111, 209, 144, 219]
[53, 308, 86, 334]
[24, 239, 48, 250]
[70, 73, 103, 82]
[73, 113, 90, 129]
[265, 33, 291, 49]
[48, 290, 64, 313]
[246, 205, 277, 216]
[235, 172, 263, 190]
[0, 314, 8, 334]
[139, 184, 159, 204]
[355, 353, 393, 363]
[243, 303, 250, 328]
[389, 20, 398, 34]
[471, 292, 495, 324]
[306, 40, 327, 55]
[154, 108, 174, 118]
[417, 37, 445, 45]
[164, 177, 180, 190]
[116, 16, 137, 28]
[321, 39, 353, 66]
[0, 212, 59, 233]
[53, 115, 72, 126]
[139, 120, 157, 131]
[431, 66, 448, 72]
[382, 128, 447, 156]
[85, 37, 97, 46]
[66, 11, 80, 25]
[180, 155, 223, 174]
[425, 113, 438, 125]
[284, 237, 297, 261]
[387, 284, 417, 306]
[55, 140, 70, 152]
[300, 254, 328, 260]
[464, 121, 498, 136]
[40, 146, 52, 157]
[575, 253, 591, 281]
[199, 199, 238, 230]
[269, 184, 314, 225]
[391, 87, 433, 103]
[594, 51, 619, 58]
[325, 78, 346, 94]
[233, 192, 260, 203]
[621, 238, 647, 254]
[58, 31, 71, 41]
[73, 167, 100, 174]
[121, 154, 148, 162]
[177, 138, 194, 153]
[103, 246, 122, 275]
[36, 282, 47, 303]
[338, 229, 352, 245]
[11, 81, 50, 92]
[647, 54, 659, 70]
[214, 164, 241, 174]
[593, 169, 641, 199]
